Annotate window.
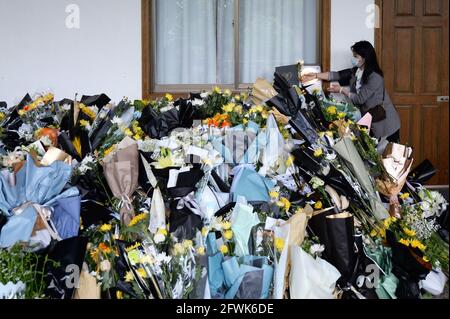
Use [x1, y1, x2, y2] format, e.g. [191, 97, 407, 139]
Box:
[142, 0, 330, 96]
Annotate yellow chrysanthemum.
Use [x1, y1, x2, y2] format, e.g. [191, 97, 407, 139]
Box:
[223, 230, 233, 240]
[370, 229, 378, 238]
[79, 119, 90, 128]
[233, 104, 243, 114]
[399, 238, 410, 247]
[277, 197, 291, 212]
[165, 93, 173, 102]
[403, 228, 416, 237]
[183, 240, 193, 249]
[212, 86, 222, 94]
[124, 271, 134, 282]
[80, 105, 97, 120]
[140, 255, 154, 265]
[201, 227, 209, 237]
[224, 89, 232, 96]
[400, 193, 410, 200]
[269, 190, 280, 199]
[173, 243, 185, 255]
[0, 112, 6, 121]
[314, 148, 323, 158]
[274, 237, 285, 252]
[18, 109, 26, 116]
[100, 224, 112, 232]
[423, 256, 430, 263]
[285, 155, 294, 167]
[327, 106, 337, 115]
[128, 213, 148, 227]
[337, 112, 346, 119]
[157, 228, 168, 236]
[222, 102, 235, 113]
[124, 128, 133, 137]
[137, 268, 147, 279]
[197, 246, 206, 256]
[103, 145, 116, 157]
[256, 105, 264, 113]
[234, 95, 241, 101]
[116, 291, 124, 299]
[314, 201, 323, 210]
[219, 245, 229, 255]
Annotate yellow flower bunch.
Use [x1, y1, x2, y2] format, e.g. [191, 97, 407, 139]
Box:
[80, 104, 97, 120]
[100, 224, 112, 232]
[18, 93, 55, 116]
[128, 213, 148, 227]
[327, 106, 337, 115]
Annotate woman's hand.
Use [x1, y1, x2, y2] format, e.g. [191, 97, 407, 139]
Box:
[327, 83, 341, 94]
[300, 73, 317, 83]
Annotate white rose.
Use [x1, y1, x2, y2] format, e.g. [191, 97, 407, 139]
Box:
[154, 232, 166, 244]
[100, 260, 111, 272]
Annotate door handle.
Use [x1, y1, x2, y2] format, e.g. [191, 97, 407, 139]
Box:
[437, 96, 449, 102]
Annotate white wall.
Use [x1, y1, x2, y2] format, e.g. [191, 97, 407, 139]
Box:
[0, 0, 141, 106]
[0, 0, 375, 106]
[330, 0, 375, 71]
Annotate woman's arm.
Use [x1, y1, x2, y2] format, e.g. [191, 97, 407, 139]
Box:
[344, 73, 382, 105]
[301, 72, 331, 82]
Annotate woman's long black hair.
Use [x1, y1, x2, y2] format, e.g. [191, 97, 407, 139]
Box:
[351, 40, 383, 84]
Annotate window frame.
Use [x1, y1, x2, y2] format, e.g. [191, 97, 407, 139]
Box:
[142, 0, 330, 99]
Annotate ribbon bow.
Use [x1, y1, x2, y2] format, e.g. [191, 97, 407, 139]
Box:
[175, 192, 203, 217]
[12, 201, 62, 241]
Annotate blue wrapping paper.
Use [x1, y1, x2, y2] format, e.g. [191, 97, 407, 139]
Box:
[0, 155, 78, 247]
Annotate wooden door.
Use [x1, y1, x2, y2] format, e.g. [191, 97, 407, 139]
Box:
[379, 0, 449, 185]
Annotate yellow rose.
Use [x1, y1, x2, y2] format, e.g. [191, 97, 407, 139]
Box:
[314, 201, 323, 210]
[220, 245, 229, 255]
[223, 230, 233, 240]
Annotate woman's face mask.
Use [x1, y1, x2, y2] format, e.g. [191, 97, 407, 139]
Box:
[351, 55, 364, 68]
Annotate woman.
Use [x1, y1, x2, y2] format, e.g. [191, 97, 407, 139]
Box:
[302, 41, 400, 142]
